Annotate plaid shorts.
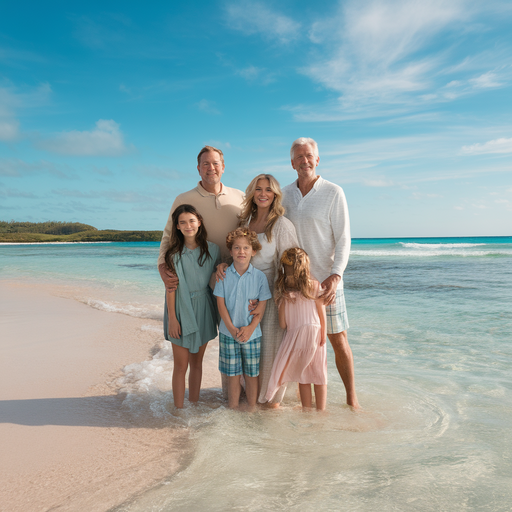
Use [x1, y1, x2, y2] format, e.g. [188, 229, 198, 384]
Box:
[219, 333, 261, 377]
[326, 288, 349, 334]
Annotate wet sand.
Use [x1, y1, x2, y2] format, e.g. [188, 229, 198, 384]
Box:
[0, 281, 220, 511]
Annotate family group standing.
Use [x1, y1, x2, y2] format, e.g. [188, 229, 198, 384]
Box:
[157, 138, 359, 411]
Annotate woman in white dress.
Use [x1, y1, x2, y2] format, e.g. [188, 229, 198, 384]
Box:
[217, 174, 298, 406]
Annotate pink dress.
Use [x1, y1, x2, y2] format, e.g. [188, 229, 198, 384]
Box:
[265, 281, 327, 402]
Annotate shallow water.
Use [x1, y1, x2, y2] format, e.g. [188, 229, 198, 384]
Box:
[1, 237, 511, 510]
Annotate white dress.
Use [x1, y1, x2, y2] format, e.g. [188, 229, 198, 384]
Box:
[248, 216, 299, 403]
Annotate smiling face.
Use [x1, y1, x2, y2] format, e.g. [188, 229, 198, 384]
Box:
[253, 178, 275, 211]
[197, 150, 225, 191]
[230, 236, 256, 267]
[291, 143, 319, 180]
[176, 211, 201, 241]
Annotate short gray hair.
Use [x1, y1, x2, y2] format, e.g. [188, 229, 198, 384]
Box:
[290, 137, 319, 159]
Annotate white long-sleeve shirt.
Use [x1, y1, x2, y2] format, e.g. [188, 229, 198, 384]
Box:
[282, 177, 350, 288]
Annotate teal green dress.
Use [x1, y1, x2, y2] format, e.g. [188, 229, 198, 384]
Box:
[164, 242, 220, 354]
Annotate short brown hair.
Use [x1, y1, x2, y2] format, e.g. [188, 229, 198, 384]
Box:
[197, 145, 224, 165]
[226, 228, 262, 252]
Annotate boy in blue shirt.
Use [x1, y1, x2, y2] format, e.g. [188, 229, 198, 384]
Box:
[214, 228, 271, 410]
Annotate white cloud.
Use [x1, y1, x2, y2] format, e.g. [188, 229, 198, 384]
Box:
[196, 100, 220, 115]
[363, 179, 394, 187]
[461, 137, 512, 155]
[469, 71, 503, 89]
[303, 0, 467, 102]
[236, 65, 276, 84]
[0, 158, 74, 178]
[0, 118, 20, 141]
[0, 187, 37, 198]
[294, 0, 512, 120]
[0, 82, 52, 142]
[225, 1, 300, 44]
[36, 119, 129, 156]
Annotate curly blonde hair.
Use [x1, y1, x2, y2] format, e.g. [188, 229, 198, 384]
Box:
[274, 248, 315, 305]
[238, 174, 284, 242]
[226, 227, 262, 252]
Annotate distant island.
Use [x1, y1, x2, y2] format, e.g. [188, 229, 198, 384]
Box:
[0, 221, 163, 243]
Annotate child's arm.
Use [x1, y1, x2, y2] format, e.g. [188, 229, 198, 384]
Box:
[166, 290, 182, 339]
[216, 297, 239, 340]
[278, 300, 287, 330]
[315, 297, 327, 346]
[237, 300, 267, 343]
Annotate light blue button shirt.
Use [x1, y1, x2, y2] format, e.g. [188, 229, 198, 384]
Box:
[213, 263, 272, 341]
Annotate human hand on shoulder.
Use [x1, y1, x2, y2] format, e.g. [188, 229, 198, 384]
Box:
[215, 263, 229, 282]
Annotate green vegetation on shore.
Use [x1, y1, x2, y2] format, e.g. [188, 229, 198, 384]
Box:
[0, 221, 162, 243]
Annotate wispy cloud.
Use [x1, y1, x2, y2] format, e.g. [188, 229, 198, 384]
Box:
[0, 82, 52, 141]
[461, 137, 512, 154]
[236, 65, 276, 85]
[52, 188, 160, 205]
[72, 14, 131, 49]
[196, 99, 220, 115]
[363, 179, 395, 187]
[0, 187, 38, 198]
[0, 158, 75, 179]
[225, 1, 300, 44]
[295, 0, 512, 120]
[0, 118, 20, 141]
[36, 120, 131, 156]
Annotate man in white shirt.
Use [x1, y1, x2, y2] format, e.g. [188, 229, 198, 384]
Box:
[282, 137, 359, 409]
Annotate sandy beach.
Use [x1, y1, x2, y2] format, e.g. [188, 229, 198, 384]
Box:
[0, 280, 221, 511]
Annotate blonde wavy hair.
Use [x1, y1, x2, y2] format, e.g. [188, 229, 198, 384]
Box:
[274, 248, 316, 305]
[238, 174, 284, 242]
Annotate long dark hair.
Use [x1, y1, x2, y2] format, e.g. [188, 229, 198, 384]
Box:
[164, 204, 211, 273]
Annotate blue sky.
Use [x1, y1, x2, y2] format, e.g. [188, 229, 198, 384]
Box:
[1, 0, 511, 237]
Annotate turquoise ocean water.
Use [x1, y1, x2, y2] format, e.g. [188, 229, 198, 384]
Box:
[1, 237, 511, 510]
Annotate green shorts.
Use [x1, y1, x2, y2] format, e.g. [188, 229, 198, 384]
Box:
[219, 333, 261, 377]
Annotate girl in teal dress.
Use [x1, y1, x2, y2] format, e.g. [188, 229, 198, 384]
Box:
[164, 204, 220, 408]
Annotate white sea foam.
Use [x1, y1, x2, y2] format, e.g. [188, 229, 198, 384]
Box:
[84, 298, 162, 320]
[351, 248, 511, 257]
[117, 340, 174, 395]
[116, 341, 174, 419]
[141, 324, 163, 333]
[400, 242, 486, 249]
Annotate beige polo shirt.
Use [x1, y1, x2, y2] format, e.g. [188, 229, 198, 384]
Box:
[158, 181, 244, 265]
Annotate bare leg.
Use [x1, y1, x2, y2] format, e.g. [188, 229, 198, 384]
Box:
[221, 373, 229, 400]
[299, 383, 313, 410]
[228, 375, 241, 409]
[314, 385, 327, 411]
[328, 331, 360, 409]
[171, 343, 190, 408]
[244, 375, 258, 411]
[188, 342, 208, 403]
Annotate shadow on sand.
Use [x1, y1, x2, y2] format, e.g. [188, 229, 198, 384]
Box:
[0, 388, 224, 428]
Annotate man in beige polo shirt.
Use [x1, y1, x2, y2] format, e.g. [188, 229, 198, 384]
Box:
[158, 145, 244, 290]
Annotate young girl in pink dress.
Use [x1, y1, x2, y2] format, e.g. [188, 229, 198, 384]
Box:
[265, 248, 328, 411]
